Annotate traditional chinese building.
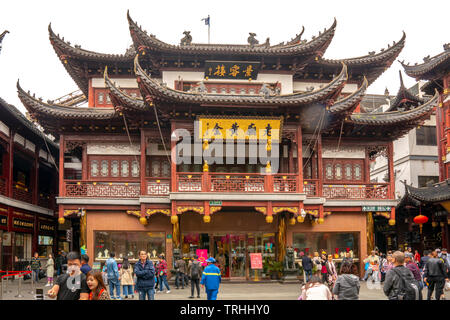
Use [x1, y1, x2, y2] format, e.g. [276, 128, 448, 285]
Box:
[0, 31, 59, 271]
[17, 13, 440, 279]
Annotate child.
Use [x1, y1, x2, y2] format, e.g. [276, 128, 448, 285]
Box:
[86, 271, 110, 300]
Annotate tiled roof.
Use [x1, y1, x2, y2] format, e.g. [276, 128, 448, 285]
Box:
[404, 179, 450, 203]
[401, 43, 450, 80]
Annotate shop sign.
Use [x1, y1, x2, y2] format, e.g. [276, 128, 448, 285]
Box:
[204, 61, 259, 80]
[250, 253, 263, 269]
[13, 218, 34, 230]
[196, 249, 208, 267]
[0, 215, 7, 227]
[209, 201, 222, 206]
[362, 206, 391, 212]
[66, 229, 72, 242]
[39, 223, 55, 232]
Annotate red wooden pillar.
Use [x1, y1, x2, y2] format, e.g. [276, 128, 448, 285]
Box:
[288, 141, 294, 174]
[88, 78, 94, 108]
[436, 103, 445, 180]
[81, 144, 88, 180]
[317, 134, 323, 196]
[364, 147, 370, 183]
[32, 151, 39, 205]
[140, 129, 146, 196]
[59, 135, 65, 197]
[171, 122, 177, 192]
[387, 142, 395, 198]
[7, 130, 14, 198]
[297, 125, 303, 192]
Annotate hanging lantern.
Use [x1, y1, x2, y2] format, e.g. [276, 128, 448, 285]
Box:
[58, 217, 65, 225]
[388, 219, 396, 226]
[265, 215, 273, 223]
[318, 218, 324, 224]
[311, 219, 317, 226]
[289, 217, 296, 225]
[203, 215, 211, 223]
[413, 214, 428, 234]
[171, 215, 178, 224]
[203, 139, 209, 150]
[297, 216, 304, 223]
[139, 217, 148, 225]
[432, 221, 438, 228]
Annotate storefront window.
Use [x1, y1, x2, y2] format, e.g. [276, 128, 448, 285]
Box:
[292, 232, 359, 258]
[94, 231, 165, 261]
[15, 233, 32, 261]
[38, 235, 54, 257]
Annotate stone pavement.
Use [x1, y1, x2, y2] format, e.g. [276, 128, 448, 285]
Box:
[1, 278, 449, 300]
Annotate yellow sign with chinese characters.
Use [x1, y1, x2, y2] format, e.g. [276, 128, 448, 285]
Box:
[198, 116, 282, 141]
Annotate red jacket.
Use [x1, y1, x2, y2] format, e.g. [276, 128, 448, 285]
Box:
[157, 260, 168, 276]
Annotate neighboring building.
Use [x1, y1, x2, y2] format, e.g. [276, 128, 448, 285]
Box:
[0, 30, 59, 271]
[17, 13, 438, 279]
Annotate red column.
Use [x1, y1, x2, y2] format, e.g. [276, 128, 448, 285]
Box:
[88, 78, 94, 108]
[140, 129, 146, 196]
[297, 125, 303, 192]
[59, 135, 65, 197]
[288, 141, 294, 174]
[387, 142, 395, 198]
[81, 144, 88, 180]
[317, 134, 323, 196]
[32, 151, 39, 205]
[364, 147, 370, 183]
[171, 122, 177, 192]
[7, 130, 14, 198]
[436, 104, 445, 180]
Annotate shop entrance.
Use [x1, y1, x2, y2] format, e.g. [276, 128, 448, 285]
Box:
[182, 232, 276, 280]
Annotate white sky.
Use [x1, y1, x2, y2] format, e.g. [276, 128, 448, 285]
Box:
[0, 0, 449, 115]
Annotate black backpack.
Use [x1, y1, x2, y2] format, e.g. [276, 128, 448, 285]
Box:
[190, 261, 200, 279]
[392, 268, 419, 300]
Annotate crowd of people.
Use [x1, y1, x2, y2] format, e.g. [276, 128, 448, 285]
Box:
[299, 247, 450, 300]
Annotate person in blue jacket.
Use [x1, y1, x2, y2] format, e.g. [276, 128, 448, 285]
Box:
[134, 250, 156, 300]
[200, 257, 221, 300]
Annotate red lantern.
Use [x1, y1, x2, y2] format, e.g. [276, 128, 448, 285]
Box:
[413, 214, 428, 234]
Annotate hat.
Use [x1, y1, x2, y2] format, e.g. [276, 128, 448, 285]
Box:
[206, 257, 216, 263]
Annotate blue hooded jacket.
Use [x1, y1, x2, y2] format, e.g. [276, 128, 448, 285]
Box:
[106, 257, 119, 280]
[134, 259, 156, 290]
[200, 264, 221, 290]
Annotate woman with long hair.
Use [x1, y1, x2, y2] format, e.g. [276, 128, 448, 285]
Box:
[86, 271, 110, 300]
[326, 254, 338, 288]
[299, 276, 332, 300]
[332, 262, 360, 300]
[120, 257, 134, 299]
[320, 253, 328, 284]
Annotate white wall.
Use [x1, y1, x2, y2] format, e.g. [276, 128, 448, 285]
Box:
[91, 77, 138, 88]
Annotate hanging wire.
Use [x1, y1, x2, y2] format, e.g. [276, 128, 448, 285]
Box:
[302, 107, 326, 171]
[121, 113, 141, 169]
[38, 126, 59, 174]
[151, 103, 171, 164]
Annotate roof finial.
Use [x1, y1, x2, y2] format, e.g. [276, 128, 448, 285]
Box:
[0, 30, 9, 54]
[398, 70, 405, 88]
[247, 33, 258, 46]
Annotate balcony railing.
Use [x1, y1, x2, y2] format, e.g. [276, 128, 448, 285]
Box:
[146, 178, 170, 196]
[322, 183, 390, 199]
[176, 173, 203, 192]
[304, 179, 319, 196]
[0, 177, 6, 196]
[65, 181, 140, 198]
[210, 173, 265, 193]
[12, 184, 32, 203]
[273, 174, 298, 193]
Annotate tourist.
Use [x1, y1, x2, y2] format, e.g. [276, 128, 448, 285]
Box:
[101, 263, 108, 286]
[47, 251, 90, 300]
[106, 252, 121, 300]
[301, 252, 313, 283]
[424, 250, 448, 300]
[383, 251, 418, 300]
[188, 254, 203, 298]
[381, 254, 394, 282]
[80, 254, 91, 275]
[364, 250, 380, 265]
[320, 253, 328, 283]
[55, 251, 63, 276]
[414, 250, 421, 265]
[326, 254, 337, 288]
[312, 252, 321, 272]
[332, 262, 360, 300]
[119, 257, 134, 299]
[175, 254, 186, 289]
[30, 252, 41, 283]
[342, 252, 353, 265]
[87, 271, 110, 300]
[299, 276, 332, 300]
[405, 252, 423, 299]
[157, 254, 171, 293]
[45, 253, 54, 287]
[134, 250, 156, 300]
[201, 257, 221, 300]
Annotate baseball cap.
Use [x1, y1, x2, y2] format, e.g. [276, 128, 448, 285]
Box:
[206, 257, 216, 263]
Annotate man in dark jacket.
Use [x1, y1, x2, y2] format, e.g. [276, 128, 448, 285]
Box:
[383, 251, 417, 300]
[134, 250, 156, 300]
[301, 253, 313, 282]
[188, 254, 203, 298]
[419, 250, 430, 270]
[175, 255, 186, 289]
[424, 250, 448, 300]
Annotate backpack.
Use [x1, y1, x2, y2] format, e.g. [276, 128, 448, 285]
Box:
[190, 261, 200, 279]
[392, 268, 419, 300]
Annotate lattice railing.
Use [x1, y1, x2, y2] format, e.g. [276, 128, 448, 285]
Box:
[12, 184, 33, 203]
[65, 181, 140, 198]
[322, 183, 389, 199]
[210, 173, 265, 192]
[177, 173, 203, 192]
[273, 174, 298, 193]
[0, 177, 6, 196]
[146, 178, 170, 196]
[304, 179, 319, 196]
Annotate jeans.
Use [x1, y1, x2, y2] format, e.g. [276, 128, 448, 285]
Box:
[108, 279, 121, 298]
[206, 289, 218, 300]
[32, 270, 39, 282]
[191, 278, 200, 297]
[138, 288, 155, 300]
[304, 270, 312, 282]
[122, 285, 133, 297]
[363, 269, 371, 281]
[158, 274, 170, 291]
[176, 272, 185, 288]
[427, 277, 445, 300]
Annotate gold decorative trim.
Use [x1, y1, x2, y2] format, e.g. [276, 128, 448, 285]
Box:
[64, 209, 79, 217]
[324, 211, 332, 216]
[374, 211, 390, 219]
[273, 207, 298, 214]
[177, 206, 204, 214]
[254, 207, 267, 214]
[0, 208, 7, 213]
[306, 209, 319, 216]
[210, 206, 222, 214]
[146, 209, 171, 216]
[126, 210, 141, 217]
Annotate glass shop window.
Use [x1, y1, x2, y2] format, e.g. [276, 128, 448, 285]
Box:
[292, 232, 359, 258]
[416, 126, 437, 146]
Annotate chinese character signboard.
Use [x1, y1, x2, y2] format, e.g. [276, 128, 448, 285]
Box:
[196, 249, 208, 267]
[13, 218, 34, 230]
[0, 214, 7, 227]
[205, 61, 260, 80]
[250, 253, 263, 269]
[198, 116, 282, 141]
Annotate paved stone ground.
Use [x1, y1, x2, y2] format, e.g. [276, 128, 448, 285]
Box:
[1, 278, 449, 300]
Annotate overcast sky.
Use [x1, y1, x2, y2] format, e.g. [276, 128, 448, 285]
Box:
[0, 0, 448, 114]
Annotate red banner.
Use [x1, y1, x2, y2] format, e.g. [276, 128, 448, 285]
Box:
[250, 253, 263, 269]
[196, 249, 208, 267]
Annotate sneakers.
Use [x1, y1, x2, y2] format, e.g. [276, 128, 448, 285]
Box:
[45, 283, 51, 287]
[188, 296, 194, 298]
[197, 295, 200, 298]
[166, 290, 171, 293]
